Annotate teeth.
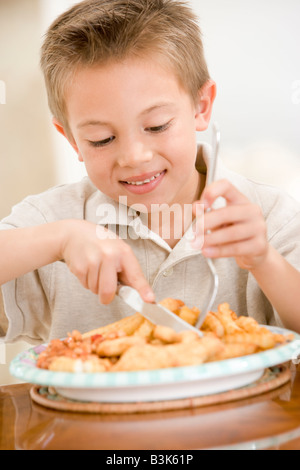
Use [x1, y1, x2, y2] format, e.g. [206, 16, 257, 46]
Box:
[126, 172, 162, 185]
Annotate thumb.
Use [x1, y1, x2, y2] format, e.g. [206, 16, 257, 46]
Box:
[119, 273, 155, 304]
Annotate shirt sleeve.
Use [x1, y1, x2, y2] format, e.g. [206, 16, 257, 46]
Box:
[270, 211, 300, 270]
[0, 197, 53, 344]
[247, 205, 300, 329]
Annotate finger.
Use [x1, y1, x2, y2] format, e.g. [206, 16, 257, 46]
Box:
[200, 179, 249, 209]
[119, 247, 155, 303]
[203, 221, 259, 248]
[203, 204, 263, 233]
[191, 204, 246, 250]
[98, 259, 119, 304]
[86, 258, 101, 295]
[202, 237, 264, 259]
[68, 260, 89, 290]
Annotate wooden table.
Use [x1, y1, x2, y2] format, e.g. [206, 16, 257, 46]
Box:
[2, 364, 300, 450]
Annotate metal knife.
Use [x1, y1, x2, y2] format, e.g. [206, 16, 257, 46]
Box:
[117, 285, 203, 336]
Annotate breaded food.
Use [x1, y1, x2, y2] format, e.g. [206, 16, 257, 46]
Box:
[37, 300, 293, 373]
[82, 313, 145, 339]
[112, 334, 223, 371]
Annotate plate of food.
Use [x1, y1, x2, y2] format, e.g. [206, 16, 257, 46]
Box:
[10, 300, 300, 403]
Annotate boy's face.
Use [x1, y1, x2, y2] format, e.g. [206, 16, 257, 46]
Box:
[58, 56, 215, 211]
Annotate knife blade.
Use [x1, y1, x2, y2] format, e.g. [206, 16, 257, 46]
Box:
[117, 285, 203, 336]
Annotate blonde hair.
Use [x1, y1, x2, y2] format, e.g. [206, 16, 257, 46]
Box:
[41, 0, 210, 133]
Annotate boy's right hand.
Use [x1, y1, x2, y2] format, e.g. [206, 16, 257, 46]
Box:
[60, 220, 155, 305]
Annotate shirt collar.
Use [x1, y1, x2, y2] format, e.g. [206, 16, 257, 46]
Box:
[93, 142, 224, 252]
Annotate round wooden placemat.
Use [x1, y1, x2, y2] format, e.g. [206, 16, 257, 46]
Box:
[30, 365, 291, 415]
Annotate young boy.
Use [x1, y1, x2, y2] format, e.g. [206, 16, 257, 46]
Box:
[1, 0, 300, 345]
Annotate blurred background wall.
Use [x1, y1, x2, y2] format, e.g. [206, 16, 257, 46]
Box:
[0, 0, 299, 384]
[0, 0, 56, 220]
[191, 0, 300, 200]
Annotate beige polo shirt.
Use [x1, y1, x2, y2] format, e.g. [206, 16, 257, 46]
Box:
[1, 143, 300, 344]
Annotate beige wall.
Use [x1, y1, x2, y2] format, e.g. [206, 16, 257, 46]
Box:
[0, 0, 55, 220]
[0, 0, 56, 384]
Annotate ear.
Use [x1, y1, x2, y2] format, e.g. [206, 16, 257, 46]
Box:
[52, 118, 84, 162]
[194, 80, 217, 132]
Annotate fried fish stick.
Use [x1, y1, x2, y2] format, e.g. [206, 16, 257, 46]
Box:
[113, 335, 223, 371]
[82, 313, 145, 339]
[153, 325, 181, 344]
[178, 330, 203, 343]
[133, 318, 155, 339]
[49, 356, 111, 373]
[159, 298, 185, 314]
[178, 306, 199, 326]
[96, 335, 146, 357]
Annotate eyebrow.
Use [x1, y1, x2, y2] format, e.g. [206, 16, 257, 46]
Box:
[140, 102, 176, 116]
[77, 102, 176, 129]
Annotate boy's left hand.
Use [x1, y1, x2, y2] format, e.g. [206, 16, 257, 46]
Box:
[191, 179, 269, 271]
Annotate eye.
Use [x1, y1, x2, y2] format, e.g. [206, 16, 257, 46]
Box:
[88, 136, 115, 148]
[145, 120, 173, 133]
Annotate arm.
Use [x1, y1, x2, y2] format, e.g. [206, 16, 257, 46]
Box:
[192, 179, 300, 332]
[249, 245, 300, 332]
[0, 220, 154, 304]
[0, 222, 63, 285]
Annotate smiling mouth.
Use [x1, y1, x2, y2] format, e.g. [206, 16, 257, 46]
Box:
[121, 171, 166, 186]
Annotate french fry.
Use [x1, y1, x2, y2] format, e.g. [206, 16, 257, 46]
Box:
[209, 343, 258, 361]
[201, 312, 225, 338]
[213, 303, 243, 335]
[223, 332, 276, 350]
[236, 316, 294, 345]
[273, 332, 294, 344]
[236, 316, 267, 334]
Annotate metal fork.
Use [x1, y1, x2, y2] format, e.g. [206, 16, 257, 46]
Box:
[195, 122, 220, 329]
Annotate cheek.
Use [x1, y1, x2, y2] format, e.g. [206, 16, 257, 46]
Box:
[166, 128, 197, 169]
[81, 153, 112, 188]
[170, 115, 197, 147]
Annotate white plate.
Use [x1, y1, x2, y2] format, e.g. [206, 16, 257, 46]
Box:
[10, 326, 300, 403]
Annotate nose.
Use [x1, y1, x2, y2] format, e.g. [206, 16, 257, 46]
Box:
[117, 138, 153, 168]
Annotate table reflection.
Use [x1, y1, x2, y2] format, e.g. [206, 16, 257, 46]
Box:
[2, 374, 300, 450]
